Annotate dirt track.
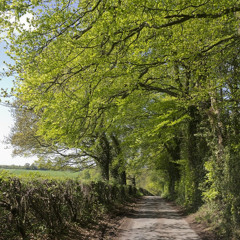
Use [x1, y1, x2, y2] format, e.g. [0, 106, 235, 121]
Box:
[116, 196, 201, 240]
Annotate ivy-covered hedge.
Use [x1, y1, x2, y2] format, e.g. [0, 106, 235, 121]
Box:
[0, 171, 138, 240]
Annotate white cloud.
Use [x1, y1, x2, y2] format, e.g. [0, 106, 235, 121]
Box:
[0, 105, 35, 166]
[0, 145, 35, 166]
[10, 12, 35, 32]
[19, 12, 34, 31]
[0, 12, 36, 166]
[0, 11, 35, 38]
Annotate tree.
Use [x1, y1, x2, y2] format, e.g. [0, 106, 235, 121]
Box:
[9, 99, 128, 182]
[2, 1, 240, 225]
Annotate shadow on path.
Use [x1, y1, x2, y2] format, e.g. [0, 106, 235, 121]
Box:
[117, 196, 201, 240]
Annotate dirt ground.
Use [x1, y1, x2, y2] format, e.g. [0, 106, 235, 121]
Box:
[113, 196, 201, 240]
[57, 196, 220, 240]
[102, 196, 220, 240]
[167, 201, 222, 240]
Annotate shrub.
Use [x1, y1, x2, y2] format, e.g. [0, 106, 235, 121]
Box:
[0, 170, 138, 239]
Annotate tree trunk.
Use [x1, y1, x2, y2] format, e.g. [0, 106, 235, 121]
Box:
[165, 137, 181, 198]
[187, 105, 203, 209]
[98, 132, 111, 181]
[99, 160, 110, 181]
[120, 171, 127, 185]
[110, 134, 127, 185]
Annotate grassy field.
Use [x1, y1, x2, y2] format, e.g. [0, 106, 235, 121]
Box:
[2, 168, 81, 179]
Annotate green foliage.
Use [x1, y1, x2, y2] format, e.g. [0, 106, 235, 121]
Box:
[201, 161, 219, 202]
[0, 170, 138, 239]
[1, 0, 240, 237]
[195, 202, 226, 238]
[135, 168, 165, 196]
[4, 168, 81, 179]
[175, 159, 199, 209]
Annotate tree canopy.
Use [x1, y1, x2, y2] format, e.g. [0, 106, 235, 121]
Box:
[1, 0, 240, 237]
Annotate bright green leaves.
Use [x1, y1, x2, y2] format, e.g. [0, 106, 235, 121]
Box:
[3, 0, 238, 144]
[7, 0, 238, 157]
[2, 1, 240, 220]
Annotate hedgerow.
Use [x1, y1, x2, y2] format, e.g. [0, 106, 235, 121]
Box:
[0, 170, 138, 240]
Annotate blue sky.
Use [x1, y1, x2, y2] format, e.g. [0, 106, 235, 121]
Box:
[0, 39, 36, 166]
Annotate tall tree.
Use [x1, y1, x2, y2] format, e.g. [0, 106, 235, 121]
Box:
[2, 1, 240, 218]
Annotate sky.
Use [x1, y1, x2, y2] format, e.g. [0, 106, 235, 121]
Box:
[0, 103, 36, 166]
[0, 15, 36, 166]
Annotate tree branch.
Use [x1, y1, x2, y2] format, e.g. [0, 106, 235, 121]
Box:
[139, 82, 179, 97]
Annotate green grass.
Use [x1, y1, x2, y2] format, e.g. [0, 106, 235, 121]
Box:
[2, 169, 81, 179]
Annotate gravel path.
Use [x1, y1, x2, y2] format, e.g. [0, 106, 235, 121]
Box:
[117, 196, 201, 240]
